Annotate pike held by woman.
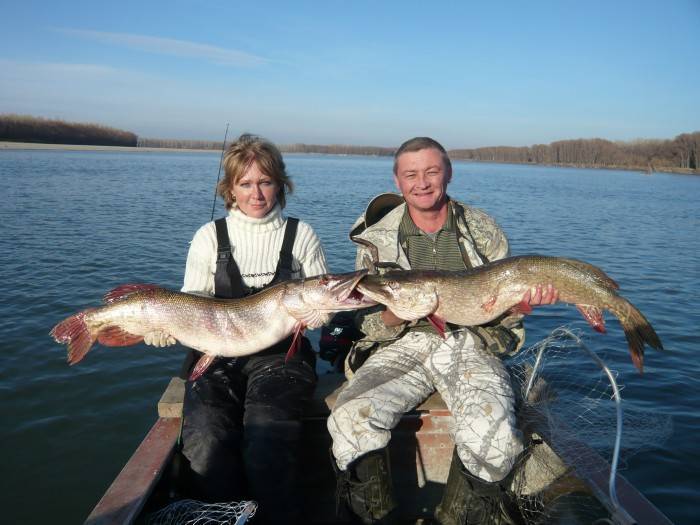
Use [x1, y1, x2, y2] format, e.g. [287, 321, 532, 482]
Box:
[50, 270, 374, 378]
[356, 255, 663, 373]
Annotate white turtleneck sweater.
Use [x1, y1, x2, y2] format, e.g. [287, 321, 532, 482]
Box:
[182, 204, 329, 296]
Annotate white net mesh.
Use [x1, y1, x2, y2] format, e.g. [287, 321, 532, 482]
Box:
[146, 499, 257, 525]
[507, 327, 672, 523]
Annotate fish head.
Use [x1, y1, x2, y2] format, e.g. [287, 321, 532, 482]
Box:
[283, 270, 377, 328]
[356, 272, 439, 321]
[301, 269, 377, 309]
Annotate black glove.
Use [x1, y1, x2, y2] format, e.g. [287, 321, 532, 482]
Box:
[319, 312, 362, 367]
[473, 324, 519, 356]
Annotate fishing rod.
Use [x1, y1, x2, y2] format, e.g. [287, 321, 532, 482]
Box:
[210, 123, 230, 221]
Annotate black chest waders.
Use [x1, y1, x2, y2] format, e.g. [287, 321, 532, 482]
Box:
[172, 218, 315, 511]
[178, 216, 300, 378]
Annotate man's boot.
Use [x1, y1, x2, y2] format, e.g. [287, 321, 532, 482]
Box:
[333, 447, 398, 524]
[435, 449, 525, 525]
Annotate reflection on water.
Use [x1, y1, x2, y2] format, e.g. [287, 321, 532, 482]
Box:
[0, 150, 698, 523]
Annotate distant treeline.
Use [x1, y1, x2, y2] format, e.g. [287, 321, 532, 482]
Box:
[449, 132, 700, 172]
[143, 134, 699, 172]
[0, 114, 137, 147]
[136, 137, 224, 149]
[136, 140, 395, 156]
[2, 114, 697, 173]
[280, 143, 395, 156]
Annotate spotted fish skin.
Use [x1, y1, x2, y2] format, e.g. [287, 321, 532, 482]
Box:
[357, 255, 663, 373]
[51, 270, 373, 366]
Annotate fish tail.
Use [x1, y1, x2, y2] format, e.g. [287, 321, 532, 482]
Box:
[50, 310, 97, 365]
[613, 299, 663, 374]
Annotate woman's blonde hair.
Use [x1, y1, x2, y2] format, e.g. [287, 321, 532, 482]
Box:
[217, 133, 293, 210]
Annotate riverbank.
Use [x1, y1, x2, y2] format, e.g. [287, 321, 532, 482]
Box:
[2, 141, 697, 175]
[0, 141, 217, 154]
[448, 156, 700, 176]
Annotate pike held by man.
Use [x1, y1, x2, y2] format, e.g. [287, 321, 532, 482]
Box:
[357, 254, 663, 372]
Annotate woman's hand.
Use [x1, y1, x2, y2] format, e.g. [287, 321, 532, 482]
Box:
[143, 330, 176, 347]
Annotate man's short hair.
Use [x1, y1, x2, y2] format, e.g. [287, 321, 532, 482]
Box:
[393, 137, 452, 176]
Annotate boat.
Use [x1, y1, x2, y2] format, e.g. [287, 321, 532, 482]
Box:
[83, 368, 673, 525]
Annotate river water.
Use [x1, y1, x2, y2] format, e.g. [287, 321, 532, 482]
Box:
[1, 149, 698, 523]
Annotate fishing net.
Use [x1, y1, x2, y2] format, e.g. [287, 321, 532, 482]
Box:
[146, 499, 257, 525]
[506, 327, 672, 524]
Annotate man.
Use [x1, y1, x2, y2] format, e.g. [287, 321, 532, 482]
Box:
[327, 137, 554, 524]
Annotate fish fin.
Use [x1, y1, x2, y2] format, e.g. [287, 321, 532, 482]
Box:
[97, 326, 144, 347]
[285, 324, 306, 362]
[286, 306, 329, 330]
[50, 310, 97, 365]
[189, 354, 217, 381]
[510, 301, 533, 315]
[614, 299, 664, 375]
[576, 304, 606, 333]
[103, 284, 159, 303]
[427, 314, 446, 339]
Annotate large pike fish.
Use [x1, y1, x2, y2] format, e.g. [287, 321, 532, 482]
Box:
[356, 256, 663, 373]
[51, 270, 374, 378]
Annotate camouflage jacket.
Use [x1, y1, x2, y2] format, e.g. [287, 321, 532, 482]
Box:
[347, 194, 525, 371]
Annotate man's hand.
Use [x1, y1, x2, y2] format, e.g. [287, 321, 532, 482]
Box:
[525, 283, 559, 306]
[380, 308, 405, 327]
[143, 330, 176, 347]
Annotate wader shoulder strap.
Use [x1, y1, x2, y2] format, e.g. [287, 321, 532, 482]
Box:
[181, 218, 242, 379]
[214, 218, 245, 299]
[275, 217, 299, 282]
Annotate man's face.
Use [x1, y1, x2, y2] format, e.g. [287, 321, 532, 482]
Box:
[393, 148, 451, 213]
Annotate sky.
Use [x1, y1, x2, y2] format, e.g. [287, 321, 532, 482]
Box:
[1, 0, 698, 148]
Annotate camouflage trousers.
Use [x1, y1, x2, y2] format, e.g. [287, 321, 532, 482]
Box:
[327, 329, 523, 482]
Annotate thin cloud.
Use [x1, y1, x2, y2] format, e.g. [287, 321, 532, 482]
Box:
[59, 28, 268, 67]
[0, 58, 119, 79]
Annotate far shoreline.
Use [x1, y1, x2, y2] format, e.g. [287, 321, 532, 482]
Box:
[1, 141, 697, 176]
[0, 141, 217, 154]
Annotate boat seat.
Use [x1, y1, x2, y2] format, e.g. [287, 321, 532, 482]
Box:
[158, 373, 448, 419]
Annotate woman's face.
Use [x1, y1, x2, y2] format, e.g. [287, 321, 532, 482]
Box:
[232, 161, 279, 218]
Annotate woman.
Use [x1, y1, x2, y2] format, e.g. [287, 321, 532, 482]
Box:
[145, 133, 328, 523]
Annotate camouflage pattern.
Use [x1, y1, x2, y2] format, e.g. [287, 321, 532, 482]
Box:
[328, 328, 524, 483]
